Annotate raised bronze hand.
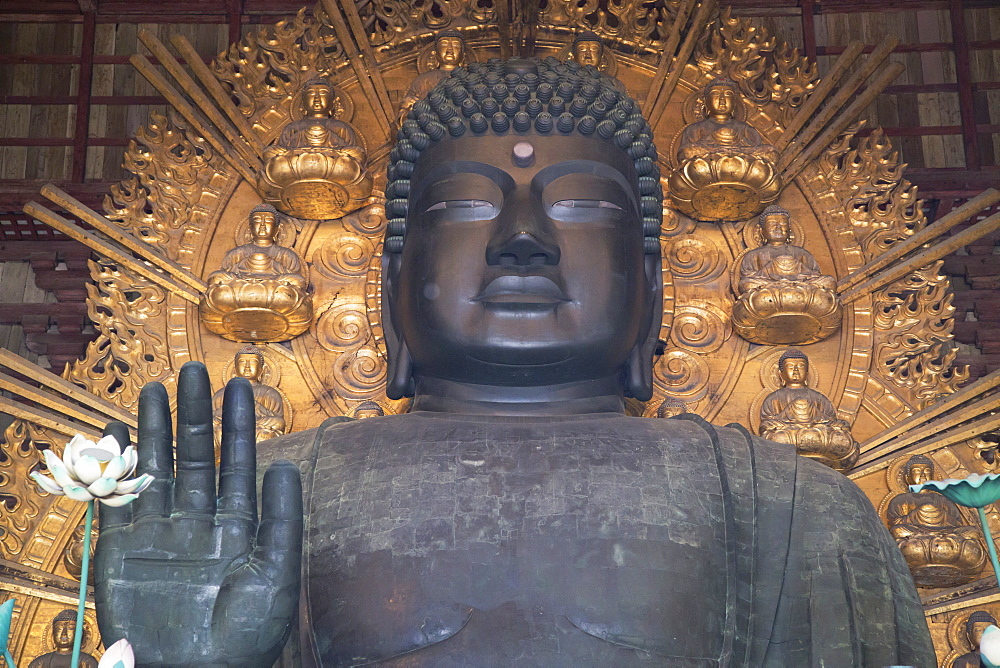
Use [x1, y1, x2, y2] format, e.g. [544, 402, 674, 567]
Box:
[95, 362, 302, 666]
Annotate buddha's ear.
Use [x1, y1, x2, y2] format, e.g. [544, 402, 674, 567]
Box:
[625, 253, 662, 401]
[382, 251, 415, 399]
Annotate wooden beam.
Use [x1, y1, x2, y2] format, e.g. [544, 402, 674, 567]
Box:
[950, 0, 981, 170]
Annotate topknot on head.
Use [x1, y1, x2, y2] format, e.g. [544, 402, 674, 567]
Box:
[237, 344, 265, 364]
[302, 77, 333, 90]
[385, 56, 663, 255]
[967, 610, 998, 637]
[574, 30, 602, 45]
[778, 348, 808, 366]
[436, 28, 462, 40]
[250, 203, 280, 216]
[705, 76, 739, 91]
[54, 609, 77, 623]
[903, 454, 934, 476]
[760, 204, 789, 219]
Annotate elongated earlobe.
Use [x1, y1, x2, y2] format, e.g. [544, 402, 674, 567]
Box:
[386, 341, 415, 399]
[382, 252, 414, 399]
[625, 254, 662, 401]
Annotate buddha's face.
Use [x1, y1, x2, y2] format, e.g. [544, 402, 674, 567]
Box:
[906, 462, 933, 486]
[574, 40, 603, 67]
[53, 618, 75, 651]
[780, 357, 807, 386]
[970, 619, 995, 648]
[436, 36, 463, 69]
[303, 84, 334, 116]
[705, 85, 737, 119]
[388, 133, 656, 389]
[250, 211, 278, 243]
[762, 214, 790, 244]
[235, 353, 263, 381]
[354, 407, 384, 419]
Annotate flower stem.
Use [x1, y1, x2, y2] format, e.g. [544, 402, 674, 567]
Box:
[2, 649, 15, 668]
[978, 506, 1000, 585]
[72, 500, 94, 668]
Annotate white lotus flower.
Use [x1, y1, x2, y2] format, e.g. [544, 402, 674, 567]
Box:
[30, 434, 152, 507]
[98, 638, 135, 668]
[983, 624, 1000, 668]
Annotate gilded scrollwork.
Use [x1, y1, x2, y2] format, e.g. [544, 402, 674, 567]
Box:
[362, 0, 495, 50]
[652, 349, 710, 403]
[66, 260, 173, 413]
[694, 7, 817, 117]
[873, 262, 967, 409]
[0, 420, 46, 560]
[538, 0, 684, 54]
[663, 233, 724, 282]
[213, 8, 343, 128]
[104, 110, 220, 259]
[670, 299, 731, 354]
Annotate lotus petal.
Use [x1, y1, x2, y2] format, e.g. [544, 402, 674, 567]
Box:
[121, 446, 138, 476]
[114, 474, 154, 496]
[96, 434, 123, 458]
[65, 434, 92, 470]
[99, 493, 138, 508]
[64, 484, 95, 502]
[102, 455, 128, 482]
[98, 638, 135, 668]
[74, 455, 104, 485]
[30, 471, 65, 496]
[910, 473, 1000, 508]
[49, 461, 78, 491]
[87, 477, 119, 498]
[982, 624, 1000, 668]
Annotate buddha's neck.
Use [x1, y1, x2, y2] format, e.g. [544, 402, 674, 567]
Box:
[411, 376, 627, 416]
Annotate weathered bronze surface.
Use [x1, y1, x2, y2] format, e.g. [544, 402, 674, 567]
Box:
[731, 205, 842, 344]
[91, 57, 933, 666]
[0, 3, 992, 663]
[200, 204, 314, 342]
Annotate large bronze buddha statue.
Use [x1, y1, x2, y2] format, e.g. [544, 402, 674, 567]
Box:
[94, 57, 933, 666]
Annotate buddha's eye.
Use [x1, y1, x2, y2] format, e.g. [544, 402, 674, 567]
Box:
[424, 200, 496, 213]
[551, 200, 622, 210]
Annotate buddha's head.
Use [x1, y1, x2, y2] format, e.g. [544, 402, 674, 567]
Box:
[51, 609, 78, 652]
[434, 30, 465, 70]
[234, 345, 265, 383]
[573, 31, 604, 68]
[903, 454, 935, 487]
[249, 204, 280, 246]
[301, 79, 338, 118]
[778, 348, 809, 388]
[760, 205, 791, 245]
[383, 57, 663, 405]
[703, 77, 740, 121]
[966, 610, 997, 649]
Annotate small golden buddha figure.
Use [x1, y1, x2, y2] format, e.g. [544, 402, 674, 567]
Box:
[199, 204, 313, 342]
[668, 77, 781, 221]
[259, 79, 373, 220]
[953, 610, 998, 667]
[731, 205, 842, 345]
[27, 610, 98, 668]
[887, 454, 987, 588]
[398, 29, 473, 125]
[759, 349, 858, 472]
[213, 345, 288, 443]
[349, 400, 387, 420]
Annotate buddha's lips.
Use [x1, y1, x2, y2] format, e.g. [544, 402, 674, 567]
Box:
[472, 275, 570, 304]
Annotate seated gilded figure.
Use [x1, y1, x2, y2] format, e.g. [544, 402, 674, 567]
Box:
[213, 346, 287, 443]
[199, 204, 313, 342]
[759, 349, 859, 472]
[668, 77, 781, 221]
[259, 78, 373, 220]
[952, 610, 998, 667]
[27, 610, 98, 668]
[732, 205, 842, 344]
[887, 454, 987, 588]
[95, 58, 933, 666]
[398, 29, 474, 125]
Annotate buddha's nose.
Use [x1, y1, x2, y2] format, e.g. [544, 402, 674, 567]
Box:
[486, 231, 560, 266]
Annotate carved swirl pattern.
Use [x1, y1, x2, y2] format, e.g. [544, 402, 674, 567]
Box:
[315, 233, 376, 280]
[670, 300, 731, 354]
[664, 233, 724, 282]
[343, 201, 387, 237]
[331, 347, 387, 399]
[315, 300, 372, 353]
[653, 349, 710, 401]
[661, 203, 697, 239]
